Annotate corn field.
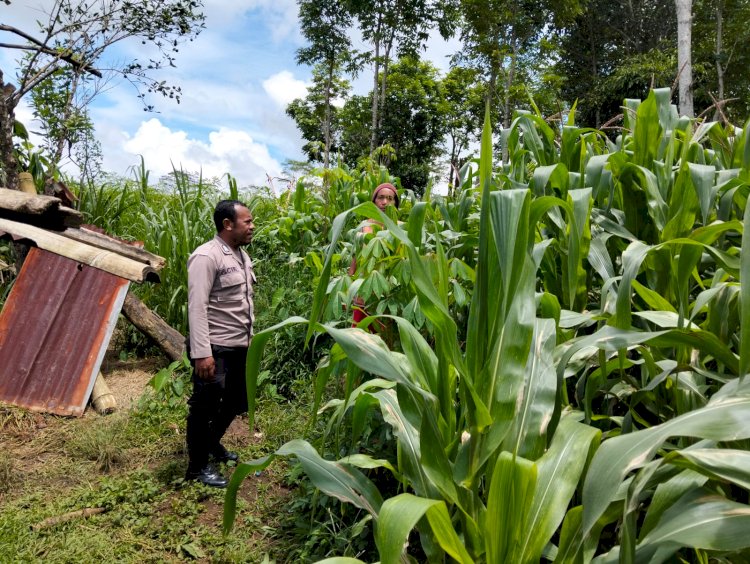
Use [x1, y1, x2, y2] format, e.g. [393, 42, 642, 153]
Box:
[220, 88, 750, 563]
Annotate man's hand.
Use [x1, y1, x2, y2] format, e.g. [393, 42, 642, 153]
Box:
[195, 356, 215, 380]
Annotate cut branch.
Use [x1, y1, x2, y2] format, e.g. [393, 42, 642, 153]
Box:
[30, 508, 106, 531]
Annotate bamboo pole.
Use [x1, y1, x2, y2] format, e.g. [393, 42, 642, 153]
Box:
[17, 172, 36, 195]
[90, 372, 117, 414]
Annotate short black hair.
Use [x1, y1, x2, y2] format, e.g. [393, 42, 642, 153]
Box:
[213, 200, 247, 232]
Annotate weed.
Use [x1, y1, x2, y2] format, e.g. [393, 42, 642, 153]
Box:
[66, 415, 128, 472]
[0, 454, 14, 494]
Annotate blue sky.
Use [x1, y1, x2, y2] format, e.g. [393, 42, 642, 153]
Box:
[2, 0, 460, 187]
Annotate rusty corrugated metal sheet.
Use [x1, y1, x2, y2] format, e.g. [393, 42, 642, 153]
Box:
[0, 247, 129, 416]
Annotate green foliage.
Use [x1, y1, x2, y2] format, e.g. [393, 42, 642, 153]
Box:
[146, 354, 194, 411]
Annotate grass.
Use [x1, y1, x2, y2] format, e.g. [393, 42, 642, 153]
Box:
[0, 380, 313, 563]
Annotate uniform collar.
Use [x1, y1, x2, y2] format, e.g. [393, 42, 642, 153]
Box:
[213, 234, 234, 255]
[213, 234, 246, 267]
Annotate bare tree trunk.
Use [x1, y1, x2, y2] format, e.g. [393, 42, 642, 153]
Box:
[378, 34, 394, 135]
[369, 15, 382, 155]
[323, 60, 333, 170]
[588, 10, 600, 127]
[675, 0, 694, 117]
[503, 40, 518, 130]
[713, 0, 725, 121]
[0, 70, 19, 191]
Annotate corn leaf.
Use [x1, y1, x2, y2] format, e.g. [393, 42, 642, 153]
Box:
[582, 391, 750, 535]
[485, 452, 537, 563]
[517, 416, 600, 563]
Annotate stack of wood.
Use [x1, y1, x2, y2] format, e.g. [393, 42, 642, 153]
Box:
[0, 188, 186, 415]
[0, 188, 162, 283]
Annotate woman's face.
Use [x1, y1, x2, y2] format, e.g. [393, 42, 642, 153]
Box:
[374, 188, 397, 211]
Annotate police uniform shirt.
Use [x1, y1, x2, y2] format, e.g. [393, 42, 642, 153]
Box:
[187, 235, 256, 359]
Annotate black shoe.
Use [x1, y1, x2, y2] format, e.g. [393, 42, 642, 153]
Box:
[210, 444, 239, 464]
[185, 464, 228, 488]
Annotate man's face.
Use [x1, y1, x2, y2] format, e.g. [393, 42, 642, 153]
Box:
[374, 188, 397, 212]
[227, 205, 255, 246]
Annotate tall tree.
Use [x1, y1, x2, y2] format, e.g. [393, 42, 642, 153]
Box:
[339, 57, 448, 196]
[0, 0, 205, 189]
[296, 0, 354, 169]
[458, 0, 581, 128]
[675, 0, 694, 116]
[441, 65, 484, 189]
[348, 0, 457, 153]
[555, 0, 676, 126]
[286, 63, 350, 164]
[691, 0, 750, 121]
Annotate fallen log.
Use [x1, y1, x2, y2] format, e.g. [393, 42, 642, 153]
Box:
[30, 507, 106, 531]
[121, 291, 185, 362]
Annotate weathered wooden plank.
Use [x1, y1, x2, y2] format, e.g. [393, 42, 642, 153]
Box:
[0, 187, 60, 214]
[0, 188, 84, 228]
[61, 227, 166, 270]
[0, 218, 160, 283]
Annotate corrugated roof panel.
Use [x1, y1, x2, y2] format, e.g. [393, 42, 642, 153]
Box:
[0, 247, 129, 416]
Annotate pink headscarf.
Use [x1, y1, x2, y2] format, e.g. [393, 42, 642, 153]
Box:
[372, 182, 400, 209]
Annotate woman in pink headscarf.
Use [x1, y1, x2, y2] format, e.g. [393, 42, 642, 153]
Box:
[349, 183, 400, 327]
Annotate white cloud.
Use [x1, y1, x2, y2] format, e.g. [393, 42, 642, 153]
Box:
[262, 71, 309, 109]
[115, 118, 282, 186]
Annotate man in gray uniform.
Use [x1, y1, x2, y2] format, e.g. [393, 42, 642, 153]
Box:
[186, 199, 255, 487]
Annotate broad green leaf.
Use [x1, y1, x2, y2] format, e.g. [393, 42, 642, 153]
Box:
[506, 318, 558, 458]
[741, 196, 750, 377]
[467, 105, 499, 384]
[246, 316, 308, 429]
[486, 452, 537, 564]
[338, 453, 397, 474]
[372, 389, 434, 498]
[614, 240, 651, 329]
[280, 439, 383, 515]
[407, 201, 428, 248]
[375, 494, 474, 564]
[639, 469, 708, 539]
[565, 188, 593, 309]
[688, 162, 719, 225]
[635, 489, 750, 563]
[665, 448, 750, 491]
[633, 90, 662, 168]
[582, 390, 750, 535]
[631, 280, 676, 313]
[518, 417, 600, 563]
[532, 163, 569, 197]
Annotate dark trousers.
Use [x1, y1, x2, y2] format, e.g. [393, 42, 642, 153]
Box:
[186, 344, 248, 471]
